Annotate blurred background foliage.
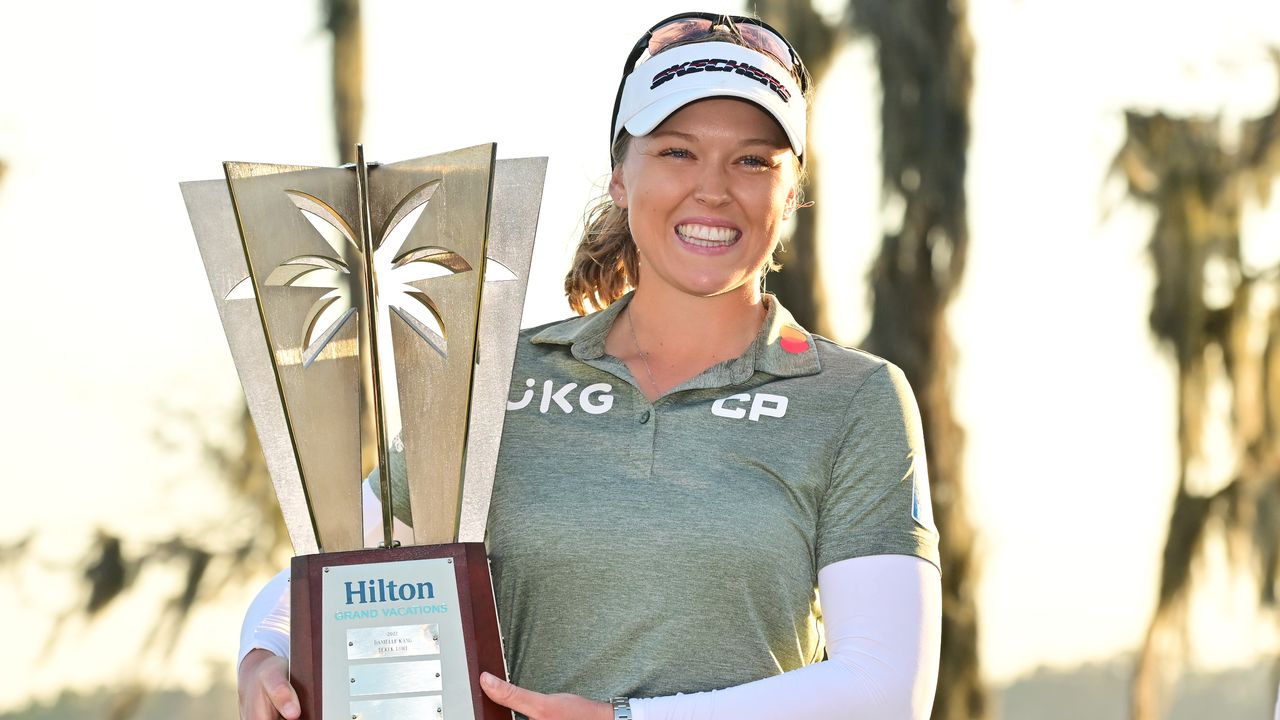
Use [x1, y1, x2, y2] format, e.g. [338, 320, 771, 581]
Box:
[1114, 75, 1280, 719]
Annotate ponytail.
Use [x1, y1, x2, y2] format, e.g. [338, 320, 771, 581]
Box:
[564, 133, 638, 315]
[564, 197, 638, 315]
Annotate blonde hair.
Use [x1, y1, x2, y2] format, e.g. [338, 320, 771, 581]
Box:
[565, 134, 639, 315]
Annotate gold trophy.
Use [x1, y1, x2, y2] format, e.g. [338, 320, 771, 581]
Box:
[182, 144, 546, 720]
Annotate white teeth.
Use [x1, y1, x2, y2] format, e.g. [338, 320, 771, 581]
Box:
[676, 223, 739, 246]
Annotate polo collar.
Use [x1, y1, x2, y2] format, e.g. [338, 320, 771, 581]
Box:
[531, 292, 821, 380]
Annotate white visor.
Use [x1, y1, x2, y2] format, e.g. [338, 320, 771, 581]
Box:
[614, 41, 807, 158]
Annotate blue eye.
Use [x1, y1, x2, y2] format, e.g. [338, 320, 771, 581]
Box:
[659, 148, 693, 159]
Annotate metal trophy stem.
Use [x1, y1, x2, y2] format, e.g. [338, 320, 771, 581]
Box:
[351, 145, 397, 550]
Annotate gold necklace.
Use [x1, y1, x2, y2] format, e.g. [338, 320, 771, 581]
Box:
[627, 308, 660, 395]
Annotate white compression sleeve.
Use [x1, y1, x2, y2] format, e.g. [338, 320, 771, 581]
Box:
[237, 482, 414, 668]
[631, 554, 942, 720]
[237, 567, 291, 667]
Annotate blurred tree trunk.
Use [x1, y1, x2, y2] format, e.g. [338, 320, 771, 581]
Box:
[757, 0, 839, 335]
[758, 2, 985, 718]
[850, 3, 983, 718]
[1114, 79, 1280, 719]
[326, 0, 363, 164]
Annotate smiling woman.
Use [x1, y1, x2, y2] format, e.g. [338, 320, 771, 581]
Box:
[237, 12, 941, 720]
[601, 97, 800, 400]
[608, 99, 798, 317]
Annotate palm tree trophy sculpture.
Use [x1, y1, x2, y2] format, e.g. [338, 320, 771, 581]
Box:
[181, 144, 546, 720]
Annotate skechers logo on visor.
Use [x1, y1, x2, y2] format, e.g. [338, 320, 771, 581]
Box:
[650, 58, 791, 102]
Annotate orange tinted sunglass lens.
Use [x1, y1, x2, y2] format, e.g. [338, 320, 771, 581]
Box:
[737, 24, 793, 70]
[645, 17, 794, 72]
[646, 18, 713, 55]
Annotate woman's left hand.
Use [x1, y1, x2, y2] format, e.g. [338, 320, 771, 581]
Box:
[479, 672, 612, 720]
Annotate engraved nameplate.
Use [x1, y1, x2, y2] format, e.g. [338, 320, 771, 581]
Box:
[347, 623, 441, 660]
[350, 694, 445, 720]
[321, 557, 472, 719]
[350, 659, 444, 696]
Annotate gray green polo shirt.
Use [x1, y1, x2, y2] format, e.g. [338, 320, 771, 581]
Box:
[477, 293, 939, 701]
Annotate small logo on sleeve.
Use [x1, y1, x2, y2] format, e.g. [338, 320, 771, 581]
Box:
[911, 460, 936, 533]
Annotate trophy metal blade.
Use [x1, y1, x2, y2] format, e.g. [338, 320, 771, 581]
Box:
[371, 144, 495, 545]
[185, 146, 547, 557]
[224, 162, 366, 553]
[182, 179, 320, 556]
[458, 156, 548, 543]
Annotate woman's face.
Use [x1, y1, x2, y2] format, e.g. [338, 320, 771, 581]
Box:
[609, 97, 799, 302]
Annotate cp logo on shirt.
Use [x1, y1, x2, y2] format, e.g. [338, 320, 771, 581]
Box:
[711, 392, 789, 422]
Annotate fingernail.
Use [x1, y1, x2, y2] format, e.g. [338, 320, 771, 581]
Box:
[480, 672, 497, 689]
[282, 700, 300, 717]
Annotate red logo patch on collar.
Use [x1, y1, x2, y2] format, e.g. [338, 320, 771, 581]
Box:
[779, 325, 809, 354]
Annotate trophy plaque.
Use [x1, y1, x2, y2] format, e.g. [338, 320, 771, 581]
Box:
[182, 143, 546, 720]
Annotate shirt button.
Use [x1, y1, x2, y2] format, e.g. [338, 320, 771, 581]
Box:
[639, 410, 651, 424]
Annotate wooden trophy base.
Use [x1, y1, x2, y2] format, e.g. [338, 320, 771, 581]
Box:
[290, 542, 509, 719]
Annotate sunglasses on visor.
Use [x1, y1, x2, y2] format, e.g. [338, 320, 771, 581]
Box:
[609, 12, 809, 153]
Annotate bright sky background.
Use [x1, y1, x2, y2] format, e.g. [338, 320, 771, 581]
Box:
[2, 0, 1279, 710]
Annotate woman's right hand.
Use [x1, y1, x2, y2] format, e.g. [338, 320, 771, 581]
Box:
[238, 648, 301, 719]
